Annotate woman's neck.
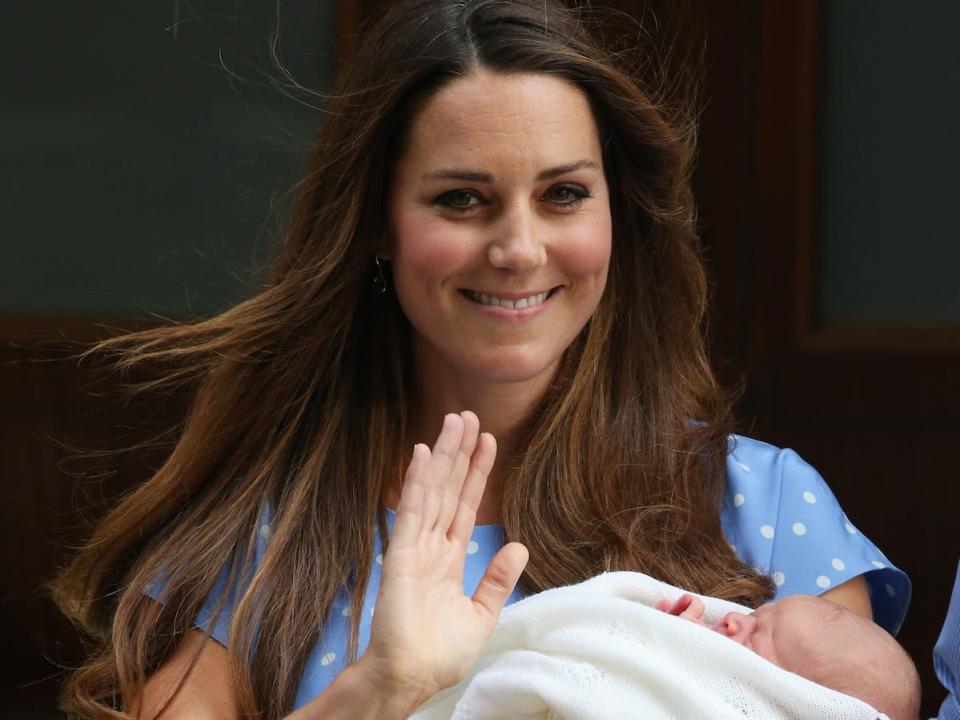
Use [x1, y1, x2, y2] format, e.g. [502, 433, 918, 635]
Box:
[398, 346, 559, 524]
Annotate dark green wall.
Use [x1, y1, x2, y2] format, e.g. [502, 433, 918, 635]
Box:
[1, 1, 333, 317]
[819, 0, 960, 326]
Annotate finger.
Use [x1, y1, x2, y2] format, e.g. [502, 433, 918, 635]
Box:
[433, 411, 479, 533]
[472, 541, 528, 623]
[655, 599, 672, 612]
[686, 596, 706, 619]
[669, 594, 693, 616]
[447, 432, 496, 546]
[390, 444, 431, 547]
[668, 594, 690, 615]
[421, 414, 463, 533]
[678, 596, 706, 624]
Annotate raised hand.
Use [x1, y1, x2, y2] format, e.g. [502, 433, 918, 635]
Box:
[358, 412, 529, 705]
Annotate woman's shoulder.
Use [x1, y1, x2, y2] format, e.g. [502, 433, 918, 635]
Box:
[723, 434, 837, 508]
[725, 433, 806, 474]
[721, 433, 832, 542]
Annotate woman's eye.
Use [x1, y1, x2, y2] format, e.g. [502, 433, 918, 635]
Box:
[434, 190, 483, 212]
[543, 184, 590, 207]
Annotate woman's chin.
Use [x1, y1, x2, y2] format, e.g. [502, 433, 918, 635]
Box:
[460, 351, 562, 386]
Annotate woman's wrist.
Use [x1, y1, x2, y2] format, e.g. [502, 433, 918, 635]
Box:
[351, 655, 434, 714]
[288, 657, 431, 720]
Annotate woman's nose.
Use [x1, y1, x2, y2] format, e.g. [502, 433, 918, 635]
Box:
[718, 612, 756, 644]
[487, 206, 547, 270]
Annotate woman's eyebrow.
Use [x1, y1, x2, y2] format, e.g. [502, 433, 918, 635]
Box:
[536, 159, 599, 180]
[421, 159, 599, 183]
[422, 169, 494, 183]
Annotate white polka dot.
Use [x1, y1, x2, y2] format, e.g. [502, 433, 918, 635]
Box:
[259, 523, 271, 540]
[375, 553, 383, 565]
[831, 558, 845, 571]
[760, 525, 775, 539]
[735, 461, 751, 473]
[871, 560, 886, 569]
[772, 571, 785, 586]
[802, 491, 816, 504]
[733, 493, 745, 507]
[467, 540, 479, 555]
[816, 575, 831, 589]
[370, 605, 375, 617]
[844, 522, 857, 535]
[753, 566, 764, 575]
[729, 543, 737, 554]
[885, 583, 896, 598]
[792, 522, 806, 536]
[341, 605, 352, 617]
[320, 652, 336, 666]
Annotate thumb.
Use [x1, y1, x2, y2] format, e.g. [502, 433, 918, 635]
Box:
[471, 541, 529, 621]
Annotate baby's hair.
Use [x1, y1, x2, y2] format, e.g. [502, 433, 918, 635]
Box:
[809, 600, 920, 720]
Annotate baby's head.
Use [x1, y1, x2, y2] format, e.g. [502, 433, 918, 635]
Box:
[716, 595, 920, 720]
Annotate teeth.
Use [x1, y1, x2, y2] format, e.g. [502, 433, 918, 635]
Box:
[467, 290, 549, 309]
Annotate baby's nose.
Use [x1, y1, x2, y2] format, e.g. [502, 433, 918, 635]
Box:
[718, 612, 755, 645]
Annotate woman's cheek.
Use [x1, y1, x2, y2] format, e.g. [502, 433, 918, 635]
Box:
[392, 216, 476, 291]
[564, 216, 612, 280]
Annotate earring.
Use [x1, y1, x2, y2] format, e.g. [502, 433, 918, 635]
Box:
[373, 255, 388, 294]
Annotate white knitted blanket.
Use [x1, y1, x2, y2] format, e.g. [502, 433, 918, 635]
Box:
[410, 572, 886, 720]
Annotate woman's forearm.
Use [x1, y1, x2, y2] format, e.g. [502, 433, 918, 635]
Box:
[285, 659, 428, 720]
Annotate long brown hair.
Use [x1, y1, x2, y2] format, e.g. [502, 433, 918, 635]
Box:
[54, 1, 774, 716]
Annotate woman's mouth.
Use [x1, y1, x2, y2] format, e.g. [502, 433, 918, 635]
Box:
[461, 288, 556, 310]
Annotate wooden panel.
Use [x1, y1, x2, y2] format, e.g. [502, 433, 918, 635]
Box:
[0, 326, 184, 712]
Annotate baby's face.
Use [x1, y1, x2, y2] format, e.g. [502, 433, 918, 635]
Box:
[714, 594, 851, 676]
[715, 595, 919, 720]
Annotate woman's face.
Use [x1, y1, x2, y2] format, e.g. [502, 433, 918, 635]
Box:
[386, 70, 612, 386]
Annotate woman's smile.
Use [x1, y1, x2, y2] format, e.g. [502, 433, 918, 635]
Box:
[460, 287, 559, 315]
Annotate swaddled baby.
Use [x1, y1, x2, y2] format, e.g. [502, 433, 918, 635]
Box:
[657, 592, 920, 720]
[410, 572, 919, 720]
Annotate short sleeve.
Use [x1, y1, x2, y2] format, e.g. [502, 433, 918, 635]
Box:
[192, 565, 243, 646]
[143, 510, 272, 647]
[721, 435, 910, 635]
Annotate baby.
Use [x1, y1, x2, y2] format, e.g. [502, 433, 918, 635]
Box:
[657, 592, 921, 720]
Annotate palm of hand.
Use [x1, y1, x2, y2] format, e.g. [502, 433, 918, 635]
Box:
[363, 412, 529, 701]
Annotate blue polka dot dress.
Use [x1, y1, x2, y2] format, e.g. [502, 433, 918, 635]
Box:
[720, 435, 909, 633]
[187, 434, 910, 710]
